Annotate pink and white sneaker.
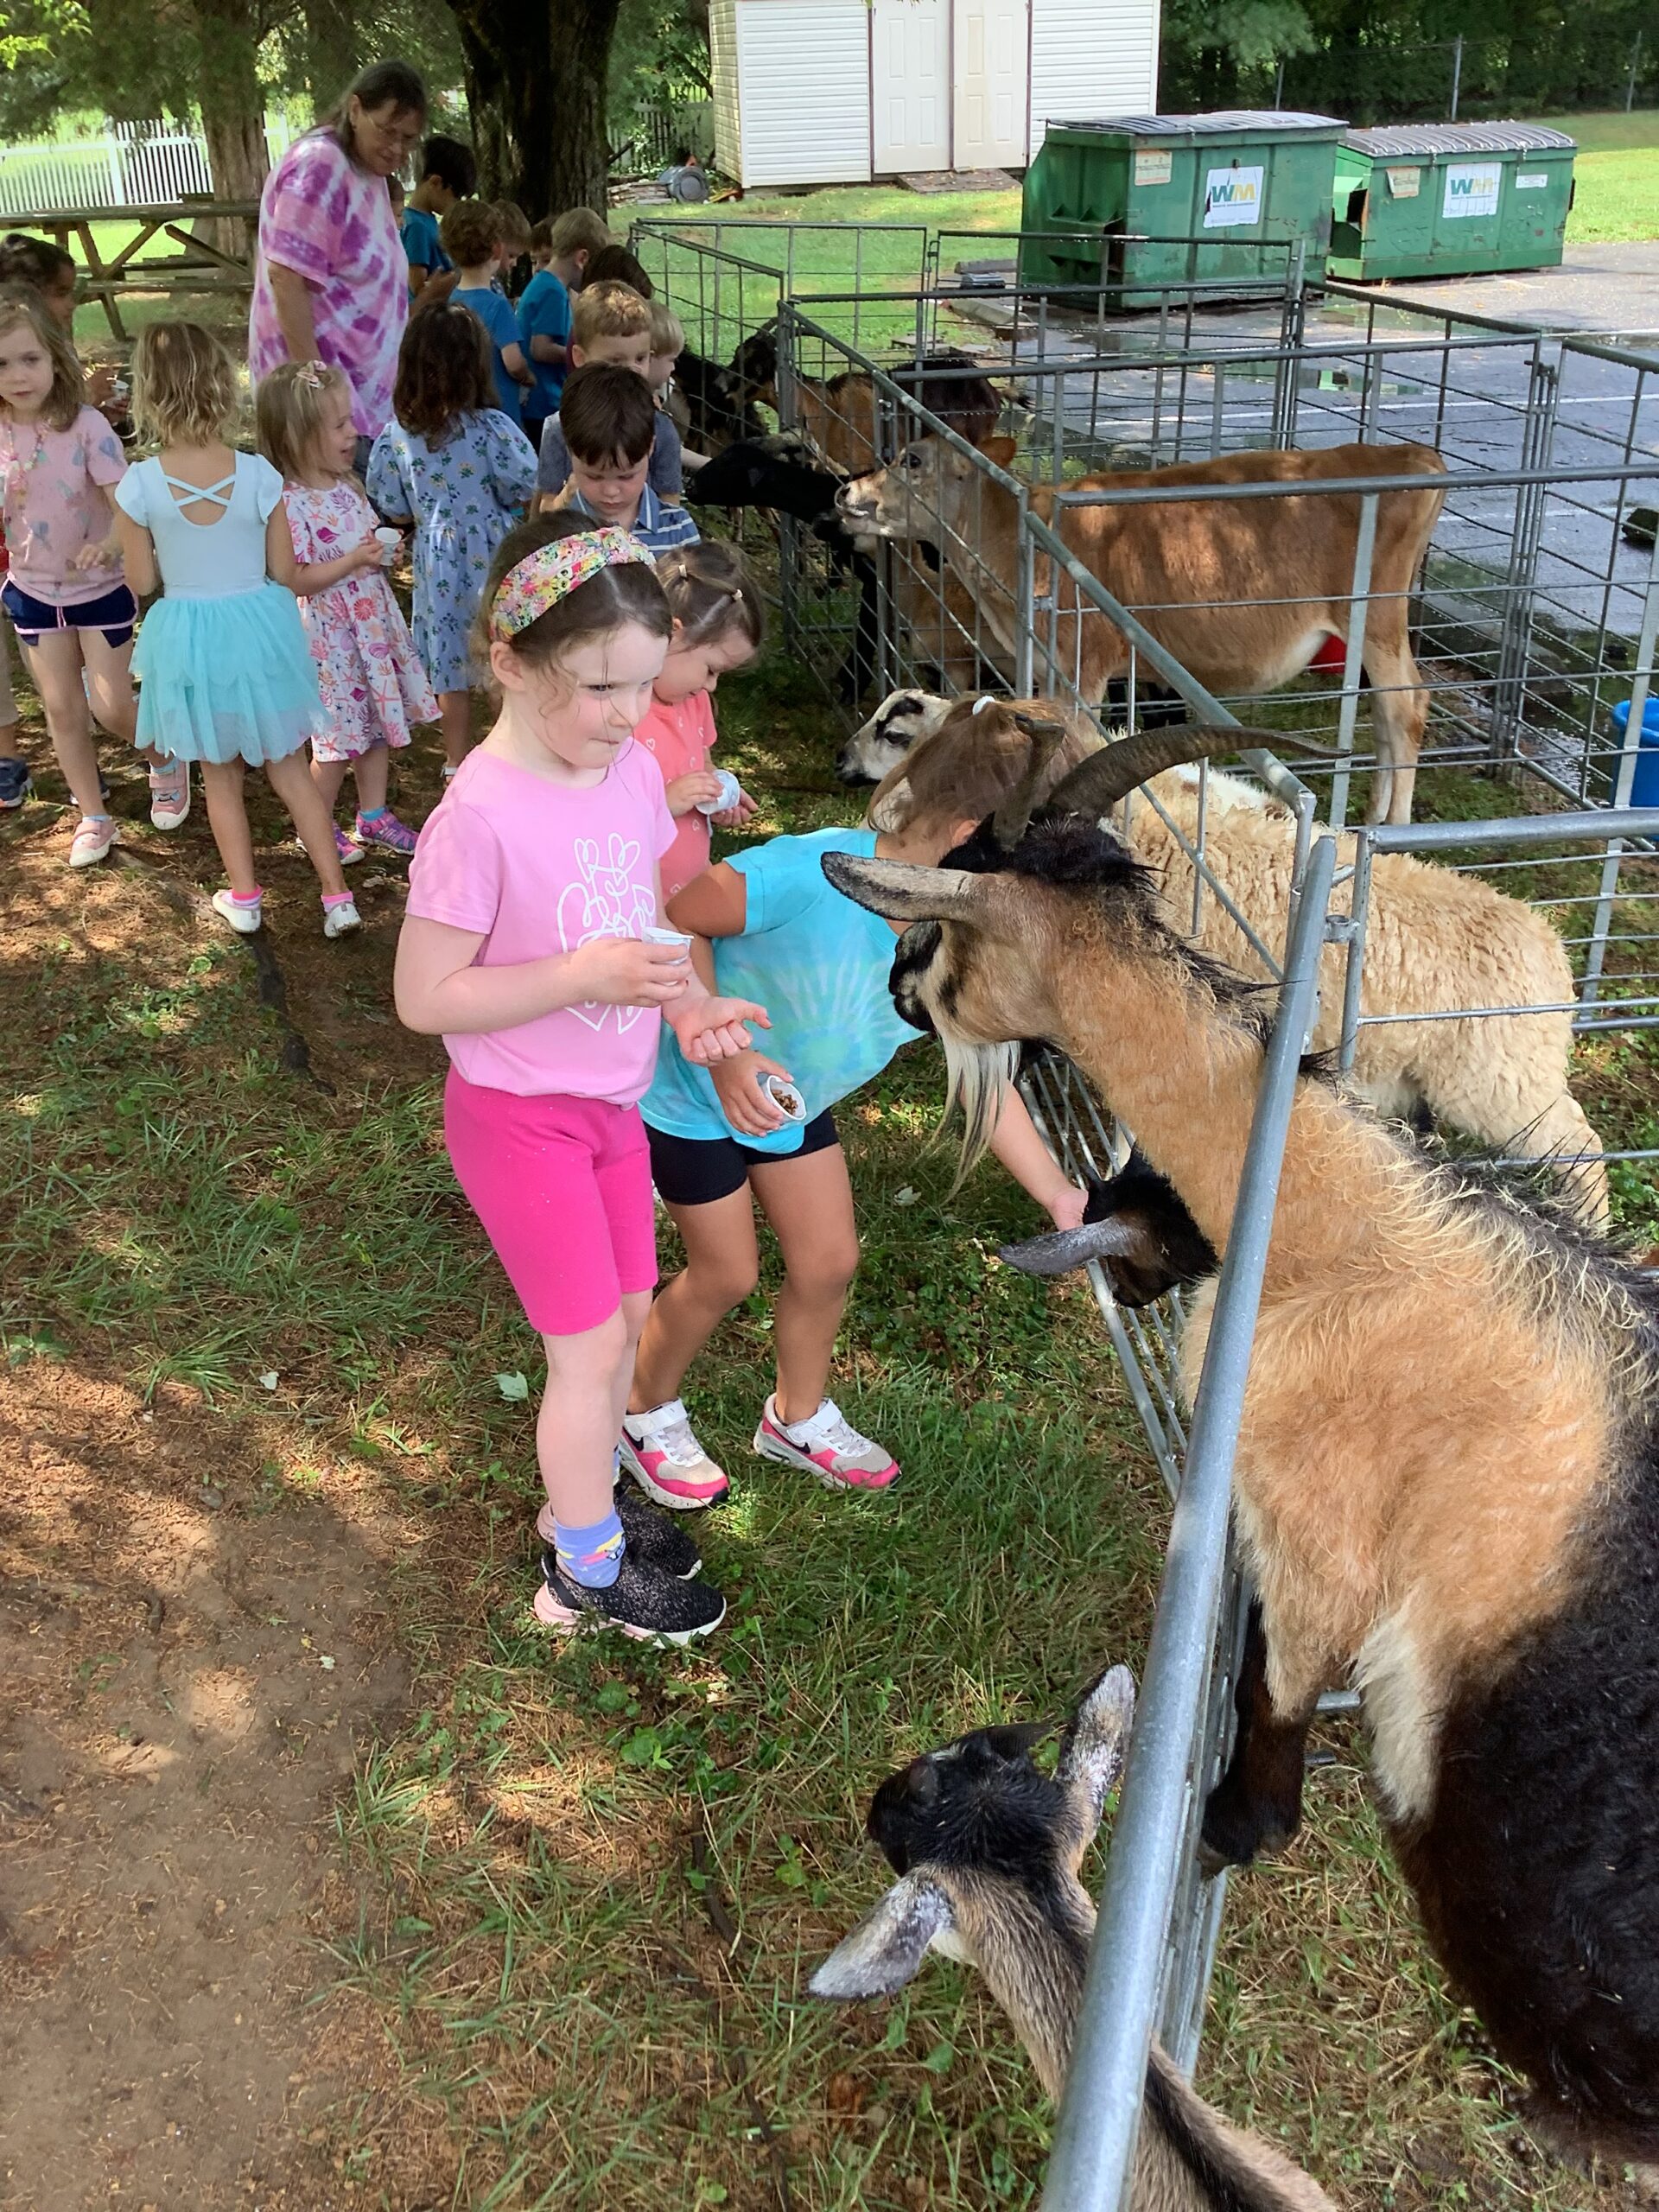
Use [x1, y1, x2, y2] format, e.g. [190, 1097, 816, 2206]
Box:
[753, 1396, 899, 1491]
[620, 1398, 730, 1510]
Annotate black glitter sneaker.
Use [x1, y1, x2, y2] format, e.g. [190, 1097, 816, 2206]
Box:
[615, 1484, 702, 1578]
[533, 1547, 726, 1644]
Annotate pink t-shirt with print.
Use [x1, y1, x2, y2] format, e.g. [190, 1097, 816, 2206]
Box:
[0, 406, 126, 606]
[406, 741, 677, 1104]
[249, 131, 405, 437]
[633, 689, 718, 900]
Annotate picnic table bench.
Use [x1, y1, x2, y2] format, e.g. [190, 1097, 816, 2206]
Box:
[10, 200, 263, 340]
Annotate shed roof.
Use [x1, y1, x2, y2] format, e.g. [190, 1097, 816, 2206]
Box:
[1050, 111, 1345, 139]
[1344, 123, 1576, 156]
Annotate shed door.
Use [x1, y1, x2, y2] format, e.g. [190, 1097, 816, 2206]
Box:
[953, 0, 1029, 169]
[872, 0, 950, 174]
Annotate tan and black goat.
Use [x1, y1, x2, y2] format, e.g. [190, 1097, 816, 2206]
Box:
[821, 728, 1659, 2167]
[812, 1666, 1337, 2212]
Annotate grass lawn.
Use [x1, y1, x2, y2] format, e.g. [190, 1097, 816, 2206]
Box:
[2, 597, 1652, 2207]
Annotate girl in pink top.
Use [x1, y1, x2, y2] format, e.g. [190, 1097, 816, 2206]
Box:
[397, 514, 767, 1648]
[632, 542, 761, 899]
[0, 292, 182, 865]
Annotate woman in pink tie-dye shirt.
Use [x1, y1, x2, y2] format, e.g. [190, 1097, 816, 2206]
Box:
[250, 61, 429, 457]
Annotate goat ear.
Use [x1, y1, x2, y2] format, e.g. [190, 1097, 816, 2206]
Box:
[808, 1873, 957, 2000]
[821, 851, 983, 925]
[998, 1217, 1147, 1277]
[981, 434, 1019, 466]
[1057, 1664, 1136, 1840]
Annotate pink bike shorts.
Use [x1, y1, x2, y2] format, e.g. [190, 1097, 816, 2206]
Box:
[443, 1070, 658, 1337]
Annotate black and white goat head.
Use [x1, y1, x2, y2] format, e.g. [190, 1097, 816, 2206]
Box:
[811, 1667, 1337, 2212]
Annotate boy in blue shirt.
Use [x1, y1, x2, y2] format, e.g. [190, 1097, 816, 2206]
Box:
[550, 365, 699, 561]
[518, 207, 610, 454]
[441, 199, 535, 432]
[401, 135, 475, 302]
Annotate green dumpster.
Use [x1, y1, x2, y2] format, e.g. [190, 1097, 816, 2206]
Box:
[1018, 111, 1346, 304]
[1328, 124, 1576, 281]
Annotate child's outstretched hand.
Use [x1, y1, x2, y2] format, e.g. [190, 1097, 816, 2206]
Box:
[710, 786, 759, 830]
[1046, 1181, 1089, 1231]
[669, 996, 769, 1066]
[709, 1048, 794, 1136]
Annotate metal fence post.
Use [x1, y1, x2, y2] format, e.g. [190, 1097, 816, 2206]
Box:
[1493, 345, 1560, 766]
[1039, 833, 1339, 2212]
[1329, 493, 1377, 830]
[1014, 492, 1036, 696]
[1581, 531, 1659, 1010]
[1450, 33, 1464, 119]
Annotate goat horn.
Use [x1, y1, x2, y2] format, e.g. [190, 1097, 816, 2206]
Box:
[992, 716, 1072, 846]
[1044, 725, 1307, 819]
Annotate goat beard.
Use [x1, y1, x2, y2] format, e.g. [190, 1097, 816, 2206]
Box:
[939, 1035, 1020, 1190]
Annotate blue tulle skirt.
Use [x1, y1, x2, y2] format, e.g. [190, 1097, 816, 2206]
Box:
[131, 584, 323, 766]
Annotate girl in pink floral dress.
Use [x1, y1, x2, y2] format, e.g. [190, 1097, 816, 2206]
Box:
[256, 359, 436, 858]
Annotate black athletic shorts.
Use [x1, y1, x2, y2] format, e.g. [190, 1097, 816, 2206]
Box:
[646, 1107, 839, 1207]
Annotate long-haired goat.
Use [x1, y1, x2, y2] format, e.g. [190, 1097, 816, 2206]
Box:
[837, 435, 1446, 824]
[820, 731, 1659, 2166]
[812, 1666, 1337, 2212]
[846, 695, 1607, 1225]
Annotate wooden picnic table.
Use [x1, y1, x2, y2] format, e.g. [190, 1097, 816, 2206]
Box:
[10, 200, 263, 340]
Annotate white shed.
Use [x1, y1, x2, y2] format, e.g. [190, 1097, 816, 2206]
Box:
[709, 0, 1160, 190]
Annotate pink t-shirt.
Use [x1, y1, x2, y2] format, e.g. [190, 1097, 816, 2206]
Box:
[0, 407, 126, 606]
[634, 689, 718, 900]
[406, 741, 677, 1103]
[249, 132, 405, 437]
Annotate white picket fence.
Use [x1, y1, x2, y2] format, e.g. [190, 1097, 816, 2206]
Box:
[0, 118, 296, 218]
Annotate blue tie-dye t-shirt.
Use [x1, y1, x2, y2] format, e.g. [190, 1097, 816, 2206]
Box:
[641, 826, 917, 1155]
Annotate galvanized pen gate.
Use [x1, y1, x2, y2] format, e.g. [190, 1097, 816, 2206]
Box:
[639, 225, 1659, 2209]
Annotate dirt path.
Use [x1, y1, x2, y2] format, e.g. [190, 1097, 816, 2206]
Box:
[0, 1359, 410, 2212]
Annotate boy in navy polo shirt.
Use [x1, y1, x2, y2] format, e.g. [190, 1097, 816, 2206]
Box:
[550, 365, 699, 562]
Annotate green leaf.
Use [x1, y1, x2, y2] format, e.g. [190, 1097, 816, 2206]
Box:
[495, 1370, 531, 1402]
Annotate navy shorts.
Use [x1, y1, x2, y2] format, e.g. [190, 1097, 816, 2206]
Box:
[2, 578, 137, 648]
[646, 1107, 839, 1207]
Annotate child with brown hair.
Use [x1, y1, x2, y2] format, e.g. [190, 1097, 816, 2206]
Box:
[395, 510, 768, 1643]
[517, 208, 610, 451]
[441, 199, 535, 431]
[257, 358, 436, 857]
[535, 283, 684, 506]
[112, 321, 358, 936]
[623, 705, 1088, 1508]
[367, 301, 537, 775]
[546, 365, 699, 562]
[633, 539, 761, 899]
[0, 289, 175, 861]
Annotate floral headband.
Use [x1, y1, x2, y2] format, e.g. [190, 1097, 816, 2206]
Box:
[490, 528, 656, 640]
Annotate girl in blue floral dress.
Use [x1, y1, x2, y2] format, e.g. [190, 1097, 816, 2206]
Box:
[366, 302, 536, 779]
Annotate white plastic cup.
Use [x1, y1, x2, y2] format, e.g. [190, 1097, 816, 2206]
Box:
[373, 526, 401, 564]
[641, 925, 692, 953]
[695, 768, 743, 816]
[758, 1071, 806, 1122]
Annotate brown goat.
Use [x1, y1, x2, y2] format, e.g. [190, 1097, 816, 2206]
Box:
[822, 728, 1659, 2166]
[837, 436, 1448, 825]
[812, 1667, 1338, 2212]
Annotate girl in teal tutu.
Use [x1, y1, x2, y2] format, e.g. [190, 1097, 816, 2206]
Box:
[112, 321, 361, 939]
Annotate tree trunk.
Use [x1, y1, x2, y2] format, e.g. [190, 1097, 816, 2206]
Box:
[300, 0, 359, 113]
[451, 0, 621, 215]
[193, 0, 270, 257]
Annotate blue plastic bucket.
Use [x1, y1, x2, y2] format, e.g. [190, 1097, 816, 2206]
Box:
[1611, 697, 1659, 806]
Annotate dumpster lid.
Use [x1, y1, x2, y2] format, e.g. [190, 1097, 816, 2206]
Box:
[1344, 123, 1576, 156]
[1050, 111, 1347, 140]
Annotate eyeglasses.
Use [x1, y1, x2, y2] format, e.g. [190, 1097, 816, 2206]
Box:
[354, 103, 423, 154]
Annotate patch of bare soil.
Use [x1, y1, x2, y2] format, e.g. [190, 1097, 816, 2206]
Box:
[0, 1359, 410, 2212]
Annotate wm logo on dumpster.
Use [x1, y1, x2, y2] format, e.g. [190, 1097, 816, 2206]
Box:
[1203, 164, 1265, 228]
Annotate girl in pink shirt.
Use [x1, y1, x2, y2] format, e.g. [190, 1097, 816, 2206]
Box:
[396, 514, 767, 1648]
[632, 542, 761, 899]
